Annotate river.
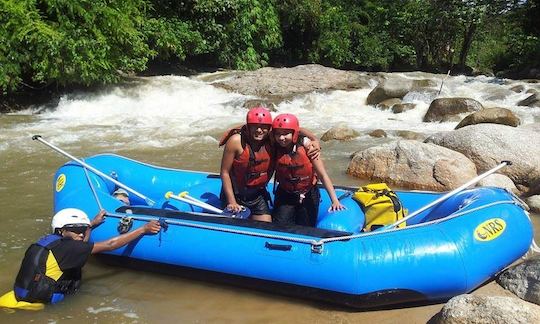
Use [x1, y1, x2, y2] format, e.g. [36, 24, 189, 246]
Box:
[1, 71, 539, 323]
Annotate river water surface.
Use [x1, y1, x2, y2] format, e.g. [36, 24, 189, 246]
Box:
[1, 72, 539, 323]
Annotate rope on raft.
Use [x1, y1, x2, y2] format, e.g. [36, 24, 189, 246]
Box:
[81, 166, 539, 254]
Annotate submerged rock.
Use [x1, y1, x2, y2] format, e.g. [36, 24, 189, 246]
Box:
[321, 124, 360, 141]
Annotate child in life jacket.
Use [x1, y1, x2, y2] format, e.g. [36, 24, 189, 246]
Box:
[219, 107, 320, 222]
[271, 113, 345, 226]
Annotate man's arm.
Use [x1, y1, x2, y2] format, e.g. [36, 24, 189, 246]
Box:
[91, 220, 161, 254]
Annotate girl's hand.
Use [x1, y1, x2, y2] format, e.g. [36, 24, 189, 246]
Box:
[328, 202, 346, 212]
[226, 203, 243, 213]
[306, 141, 321, 160]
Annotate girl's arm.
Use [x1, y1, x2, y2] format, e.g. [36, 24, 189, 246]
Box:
[311, 158, 345, 212]
[220, 134, 243, 212]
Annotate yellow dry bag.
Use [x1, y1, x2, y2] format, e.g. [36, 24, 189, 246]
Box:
[353, 183, 407, 231]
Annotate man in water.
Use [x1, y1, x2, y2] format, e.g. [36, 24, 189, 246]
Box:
[0, 208, 160, 310]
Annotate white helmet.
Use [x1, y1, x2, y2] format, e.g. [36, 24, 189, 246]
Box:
[51, 208, 91, 232]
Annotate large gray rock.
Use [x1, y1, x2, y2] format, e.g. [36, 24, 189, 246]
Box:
[426, 124, 540, 187]
[214, 64, 373, 103]
[366, 78, 437, 105]
[424, 98, 483, 122]
[455, 108, 520, 129]
[497, 258, 540, 306]
[347, 140, 477, 191]
[433, 294, 540, 324]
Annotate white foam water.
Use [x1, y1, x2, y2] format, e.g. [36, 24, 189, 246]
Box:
[0, 72, 539, 154]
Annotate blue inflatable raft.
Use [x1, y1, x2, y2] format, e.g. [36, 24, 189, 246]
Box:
[52, 154, 533, 309]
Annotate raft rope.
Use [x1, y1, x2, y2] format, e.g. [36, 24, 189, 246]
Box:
[81, 167, 538, 254]
[83, 166, 104, 211]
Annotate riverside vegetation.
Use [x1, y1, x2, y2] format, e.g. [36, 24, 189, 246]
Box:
[1, 0, 539, 101]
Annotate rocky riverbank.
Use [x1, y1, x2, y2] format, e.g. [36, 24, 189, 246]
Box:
[211, 64, 540, 321]
[214, 64, 540, 208]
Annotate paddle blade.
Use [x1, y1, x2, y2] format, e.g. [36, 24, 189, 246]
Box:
[222, 206, 251, 219]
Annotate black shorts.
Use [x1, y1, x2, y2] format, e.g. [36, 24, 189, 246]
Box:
[221, 189, 271, 216]
[272, 186, 320, 227]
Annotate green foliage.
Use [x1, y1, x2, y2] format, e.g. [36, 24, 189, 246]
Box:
[2, 0, 539, 95]
[143, 17, 205, 61]
[1, 0, 151, 93]
[215, 0, 283, 69]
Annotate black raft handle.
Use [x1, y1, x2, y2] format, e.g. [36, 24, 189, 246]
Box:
[265, 242, 292, 251]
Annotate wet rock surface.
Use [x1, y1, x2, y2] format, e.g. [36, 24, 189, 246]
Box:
[347, 140, 477, 191]
[432, 294, 540, 324]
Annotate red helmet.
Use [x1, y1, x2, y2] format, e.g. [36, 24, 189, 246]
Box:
[246, 107, 272, 125]
[272, 113, 300, 142]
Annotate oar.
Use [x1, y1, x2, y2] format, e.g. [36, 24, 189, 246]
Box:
[32, 135, 156, 206]
[165, 191, 251, 219]
[380, 160, 512, 230]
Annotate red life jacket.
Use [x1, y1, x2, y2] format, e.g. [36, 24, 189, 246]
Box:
[275, 139, 316, 194]
[220, 125, 273, 190]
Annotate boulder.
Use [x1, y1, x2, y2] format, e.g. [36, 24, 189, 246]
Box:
[477, 173, 519, 194]
[425, 124, 540, 187]
[424, 98, 484, 122]
[455, 108, 520, 129]
[214, 64, 373, 104]
[366, 78, 437, 105]
[321, 124, 360, 141]
[497, 257, 540, 306]
[525, 195, 540, 213]
[347, 140, 477, 191]
[433, 294, 540, 324]
[518, 93, 540, 108]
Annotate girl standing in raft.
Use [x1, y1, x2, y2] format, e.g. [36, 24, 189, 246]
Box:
[271, 113, 345, 226]
[219, 107, 320, 222]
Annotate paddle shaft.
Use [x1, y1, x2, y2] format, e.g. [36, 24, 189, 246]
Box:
[32, 135, 156, 206]
[384, 160, 512, 229]
[167, 193, 224, 214]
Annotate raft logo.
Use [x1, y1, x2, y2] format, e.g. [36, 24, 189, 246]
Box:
[474, 218, 506, 241]
[55, 174, 66, 192]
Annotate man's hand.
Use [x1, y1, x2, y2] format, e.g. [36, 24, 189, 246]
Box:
[143, 220, 161, 234]
[91, 210, 107, 228]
